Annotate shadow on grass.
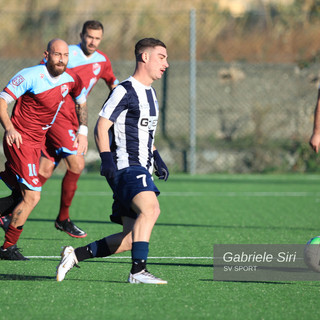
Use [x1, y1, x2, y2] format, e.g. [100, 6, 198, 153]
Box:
[0, 273, 54, 281]
[0, 273, 126, 283]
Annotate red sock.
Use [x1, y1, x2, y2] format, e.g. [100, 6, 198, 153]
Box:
[57, 170, 80, 221]
[3, 224, 23, 249]
[38, 173, 48, 186]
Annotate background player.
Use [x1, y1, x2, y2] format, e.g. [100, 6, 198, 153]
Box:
[0, 39, 87, 260]
[56, 38, 170, 284]
[310, 87, 320, 152]
[0, 21, 119, 238]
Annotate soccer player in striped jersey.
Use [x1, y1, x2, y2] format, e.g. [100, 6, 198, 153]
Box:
[38, 21, 119, 238]
[56, 38, 170, 284]
[0, 39, 87, 260]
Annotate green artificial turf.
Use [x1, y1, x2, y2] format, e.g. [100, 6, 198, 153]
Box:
[1, 173, 320, 320]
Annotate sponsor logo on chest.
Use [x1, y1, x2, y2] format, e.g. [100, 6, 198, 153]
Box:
[140, 117, 158, 130]
[92, 63, 101, 76]
[61, 84, 69, 97]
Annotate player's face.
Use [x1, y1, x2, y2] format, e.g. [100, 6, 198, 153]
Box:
[146, 46, 169, 82]
[80, 28, 103, 56]
[45, 41, 69, 77]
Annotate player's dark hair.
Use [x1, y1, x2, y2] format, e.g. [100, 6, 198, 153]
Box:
[81, 20, 104, 35]
[134, 38, 166, 59]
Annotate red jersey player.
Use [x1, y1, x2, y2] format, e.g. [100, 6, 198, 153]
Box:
[38, 21, 118, 238]
[0, 21, 119, 238]
[0, 39, 87, 260]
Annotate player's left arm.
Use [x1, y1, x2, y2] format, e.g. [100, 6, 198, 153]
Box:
[71, 71, 88, 155]
[101, 56, 119, 92]
[74, 101, 88, 155]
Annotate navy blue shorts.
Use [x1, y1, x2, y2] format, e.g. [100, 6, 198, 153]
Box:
[107, 166, 160, 225]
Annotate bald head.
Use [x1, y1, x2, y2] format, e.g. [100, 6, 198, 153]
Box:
[44, 38, 69, 77]
[47, 38, 68, 53]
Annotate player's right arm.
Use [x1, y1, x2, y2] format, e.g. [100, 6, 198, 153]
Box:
[95, 84, 127, 179]
[99, 51, 119, 91]
[74, 101, 88, 155]
[94, 116, 113, 153]
[310, 89, 320, 153]
[70, 72, 88, 155]
[0, 94, 22, 148]
[94, 116, 116, 179]
[0, 68, 36, 148]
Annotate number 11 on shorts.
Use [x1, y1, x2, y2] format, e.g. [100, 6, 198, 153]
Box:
[28, 163, 37, 177]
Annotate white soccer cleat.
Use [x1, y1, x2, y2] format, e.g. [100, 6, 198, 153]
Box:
[128, 270, 167, 284]
[56, 246, 79, 282]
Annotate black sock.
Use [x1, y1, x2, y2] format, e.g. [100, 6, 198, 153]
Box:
[74, 246, 93, 262]
[131, 259, 147, 274]
[0, 189, 22, 216]
[87, 238, 112, 258]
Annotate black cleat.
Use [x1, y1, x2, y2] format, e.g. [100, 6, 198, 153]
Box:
[55, 218, 87, 238]
[0, 244, 29, 260]
[0, 214, 12, 232]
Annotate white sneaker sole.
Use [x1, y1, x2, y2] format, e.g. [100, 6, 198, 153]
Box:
[128, 272, 167, 284]
[56, 246, 78, 282]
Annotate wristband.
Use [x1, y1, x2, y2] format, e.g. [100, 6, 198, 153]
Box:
[100, 151, 112, 162]
[78, 125, 88, 136]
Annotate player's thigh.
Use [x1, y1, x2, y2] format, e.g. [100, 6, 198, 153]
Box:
[111, 167, 159, 205]
[4, 140, 42, 190]
[46, 119, 79, 157]
[131, 191, 160, 216]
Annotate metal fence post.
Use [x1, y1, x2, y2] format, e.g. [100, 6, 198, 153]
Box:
[189, 8, 197, 174]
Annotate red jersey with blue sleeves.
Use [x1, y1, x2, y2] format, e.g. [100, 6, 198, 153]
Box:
[42, 44, 118, 164]
[1, 64, 86, 191]
[54, 44, 118, 124]
[68, 44, 118, 95]
[4, 64, 86, 145]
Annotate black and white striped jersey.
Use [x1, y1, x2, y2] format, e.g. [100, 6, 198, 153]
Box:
[99, 76, 159, 173]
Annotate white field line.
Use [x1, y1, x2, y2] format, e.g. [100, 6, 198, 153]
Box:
[1, 191, 320, 197]
[26, 256, 213, 259]
[159, 192, 320, 197]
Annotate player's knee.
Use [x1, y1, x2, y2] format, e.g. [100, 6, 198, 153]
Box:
[31, 192, 41, 206]
[68, 158, 85, 174]
[78, 161, 85, 172]
[38, 164, 54, 179]
[153, 205, 161, 220]
[141, 205, 160, 221]
[39, 170, 53, 180]
[23, 191, 41, 208]
[39, 160, 54, 179]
